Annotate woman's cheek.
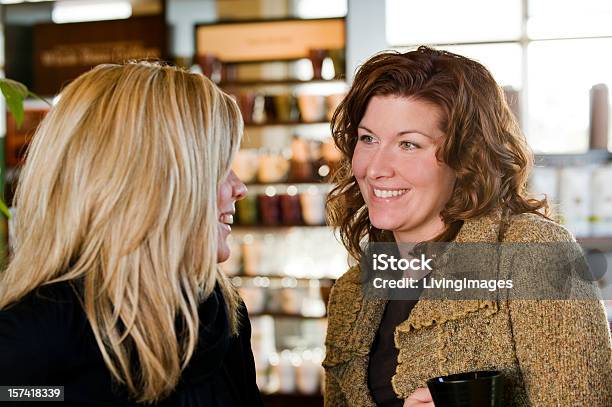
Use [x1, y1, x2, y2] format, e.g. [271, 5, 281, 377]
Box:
[351, 148, 368, 179]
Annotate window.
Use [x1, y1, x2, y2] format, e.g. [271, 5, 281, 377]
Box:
[528, 0, 612, 39]
[293, 0, 347, 19]
[437, 43, 523, 90]
[386, 0, 612, 153]
[386, 0, 521, 44]
[527, 38, 612, 153]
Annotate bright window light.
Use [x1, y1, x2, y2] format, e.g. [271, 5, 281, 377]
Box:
[386, 0, 522, 45]
[528, 0, 612, 39]
[444, 43, 522, 89]
[393, 43, 523, 90]
[52, 0, 132, 24]
[527, 38, 612, 153]
[396, 43, 522, 89]
[294, 0, 347, 19]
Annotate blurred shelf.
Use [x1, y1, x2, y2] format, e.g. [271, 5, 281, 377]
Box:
[245, 181, 332, 187]
[534, 150, 612, 167]
[233, 224, 329, 230]
[23, 97, 54, 109]
[245, 120, 330, 128]
[261, 393, 323, 407]
[231, 233, 612, 246]
[244, 182, 333, 194]
[4, 167, 21, 183]
[232, 274, 335, 283]
[249, 312, 326, 319]
[217, 55, 326, 65]
[220, 78, 344, 87]
[576, 236, 612, 250]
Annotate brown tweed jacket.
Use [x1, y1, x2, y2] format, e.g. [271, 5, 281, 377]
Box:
[323, 212, 612, 406]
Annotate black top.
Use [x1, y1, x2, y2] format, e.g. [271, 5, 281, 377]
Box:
[368, 285, 423, 407]
[0, 281, 263, 407]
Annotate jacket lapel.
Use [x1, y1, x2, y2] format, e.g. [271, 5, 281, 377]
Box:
[324, 284, 386, 407]
[401, 211, 503, 334]
[324, 266, 387, 367]
[326, 211, 504, 406]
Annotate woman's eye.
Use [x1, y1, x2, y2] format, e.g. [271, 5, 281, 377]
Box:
[359, 134, 375, 144]
[399, 141, 419, 150]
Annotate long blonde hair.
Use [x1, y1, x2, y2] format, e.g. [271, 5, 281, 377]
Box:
[0, 62, 243, 403]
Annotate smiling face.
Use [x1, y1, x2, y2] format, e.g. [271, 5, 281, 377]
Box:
[217, 169, 247, 262]
[352, 95, 456, 243]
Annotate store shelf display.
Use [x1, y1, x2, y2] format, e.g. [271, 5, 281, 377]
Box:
[221, 229, 346, 279]
[210, 46, 347, 129]
[262, 393, 323, 407]
[227, 89, 345, 126]
[251, 315, 327, 397]
[194, 18, 348, 398]
[220, 78, 345, 87]
[234, 276, 329, 317]
[233, 184, 329, 227]
[577, 236, 612, 251]
[5, 107, 49, 168]
[219, 226, 344, 396]
[231, 137, 341, 228]
[530, 159, 612, 238]
[232, 137, 341, 185]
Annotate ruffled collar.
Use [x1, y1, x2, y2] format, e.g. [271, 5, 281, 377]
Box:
[325, 211, 505, 366]
[400, 210, 503, 333]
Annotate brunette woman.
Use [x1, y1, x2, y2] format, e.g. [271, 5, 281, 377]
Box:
[324, 47, 612, 407]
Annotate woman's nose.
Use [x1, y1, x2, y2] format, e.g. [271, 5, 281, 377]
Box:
[230, 170, 247, 200]
[366, 148, 394, 179]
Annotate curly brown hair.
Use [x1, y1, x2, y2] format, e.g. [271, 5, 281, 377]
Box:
[326, 46, 548, 260]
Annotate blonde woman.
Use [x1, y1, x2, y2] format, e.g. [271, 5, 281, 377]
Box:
[0, 62, 263, 406]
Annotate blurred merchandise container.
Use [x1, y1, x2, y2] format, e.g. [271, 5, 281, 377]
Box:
[223, 228, 346, 279]
[250, 316, 276, 390]
[529, 166, 559, 205]
[558, 166, 593, 237]
[591, 165, 612, 236]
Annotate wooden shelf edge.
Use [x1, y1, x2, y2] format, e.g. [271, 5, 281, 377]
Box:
[232, 275, 336, 282]
[220, 78, 345, 86]
[245, 120, 330, 127]
[262, 392, 323, 399]
[232, 224, 330, 229]
[249, 312, 326, 319]
[534, 150, 612, 166]
[576, 236, 612, 250]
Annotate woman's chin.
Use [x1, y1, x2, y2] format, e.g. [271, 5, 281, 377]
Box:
[370, 219, 402, 234]
[216, 245, 230, 263]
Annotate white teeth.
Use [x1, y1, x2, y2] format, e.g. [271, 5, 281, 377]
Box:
[220, 214, 234, 225]
[373, 188, 408, 198]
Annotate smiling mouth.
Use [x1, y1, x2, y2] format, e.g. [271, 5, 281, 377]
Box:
[373, 188, 409, 199]
[219, 214, 234, 225]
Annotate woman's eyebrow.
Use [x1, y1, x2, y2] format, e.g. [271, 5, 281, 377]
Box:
[397, 130, 433, 139]
[358, 125, 433, 139]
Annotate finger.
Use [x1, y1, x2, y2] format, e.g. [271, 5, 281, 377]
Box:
[403, 400, 435, 407]
[408, 387, 433, 402]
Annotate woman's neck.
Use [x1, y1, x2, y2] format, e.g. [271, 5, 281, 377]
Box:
[392, 218, 446, 244]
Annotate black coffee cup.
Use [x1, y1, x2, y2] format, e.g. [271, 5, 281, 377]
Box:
[427, 370, 504, 407]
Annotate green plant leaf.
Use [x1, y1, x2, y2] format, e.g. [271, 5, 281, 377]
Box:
[0, 199, 11, 220]
[0, 78, 29, 128]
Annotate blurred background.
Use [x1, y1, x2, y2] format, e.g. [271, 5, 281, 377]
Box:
[1, 1, 611, 406]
